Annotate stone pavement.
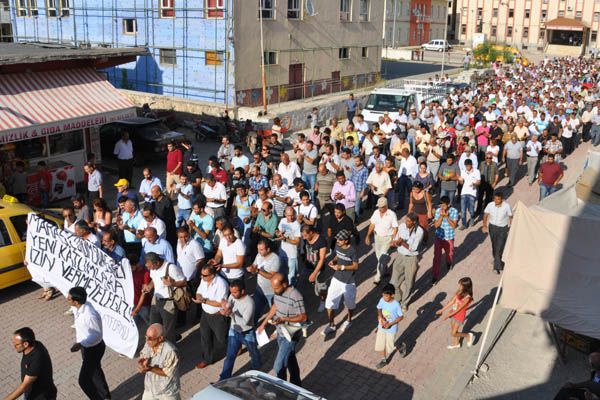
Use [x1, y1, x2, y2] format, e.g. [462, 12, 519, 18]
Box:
[0, 142, 593, 399]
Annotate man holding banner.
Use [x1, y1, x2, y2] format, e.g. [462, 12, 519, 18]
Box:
[67, 286, 111, 400]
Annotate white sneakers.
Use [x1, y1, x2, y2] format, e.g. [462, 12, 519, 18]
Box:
[339, 320, 352, 332]
[321, 325, 336, 336]
[467, 332, 475, 347]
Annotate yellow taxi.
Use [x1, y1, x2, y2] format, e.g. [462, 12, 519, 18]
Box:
[0, 195, 63, 290]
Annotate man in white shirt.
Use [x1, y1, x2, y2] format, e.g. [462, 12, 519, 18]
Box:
[277, 153, 302, 186]
[276, 206, 302, 285]
[176, 227, 205, 282]
[67, 286, 110, 399]
[114, 131, 134, 183]
[246, 240, 281, 324]
[396, 148, 418, 210]
[230, 145, 250, 174]
[84, 162, 103, 204]
[193, 264, 229, 369]
[389, 213, 423, 312]
[139, 205, 167, 241]
[458, 147, 479, 173]
[482, 191, 513, 273]
[209, 226, 246, 282]
[458, 159, 481, 229]
[174, 174, 193, 227]
[203, 175, 227, 218]
[144, 252, 187, 343]
[525, 135, 543, 185]
[365, 197, 399, 284]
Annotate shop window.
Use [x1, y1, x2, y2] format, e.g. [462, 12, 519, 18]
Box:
[123, 19, 137, 35]
[361, 47, 368, 57]
[46, 0, 57, 17]
[60, 0, 69, 16]
[264, 51, 278, 65]
[48, 130, 84, 156]
[0, 220, 11, 247]
[288, 0, 301, 19]
[159, 48, 177, 65]
[206, 0, 224, 18]
[13, 137, 48, 160]
[259, 0, 274, 19]
[359, 0, 369, 22]
[205, 51, 224, 65]
[339, 47, 350, 59]
[161, 0, 175, 18]
[340, 0, 351, 21]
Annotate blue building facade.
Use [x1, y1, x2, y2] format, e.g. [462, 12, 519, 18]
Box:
[10, 0, 235, 104]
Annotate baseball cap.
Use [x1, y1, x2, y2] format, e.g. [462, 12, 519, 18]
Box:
[376, 197, 388, 208]
[114, 178, 129, 187]
[335, 229, 351, 241]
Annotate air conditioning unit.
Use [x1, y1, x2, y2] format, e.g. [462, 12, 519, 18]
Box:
[340, 11, 349, 21]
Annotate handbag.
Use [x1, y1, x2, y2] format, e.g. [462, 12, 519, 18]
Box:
[165, 263, 192, 312]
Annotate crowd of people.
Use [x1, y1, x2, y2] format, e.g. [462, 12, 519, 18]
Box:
[4, 55, 600, 400]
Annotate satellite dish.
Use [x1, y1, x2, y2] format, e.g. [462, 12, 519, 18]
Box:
[306, 0, 318, 17]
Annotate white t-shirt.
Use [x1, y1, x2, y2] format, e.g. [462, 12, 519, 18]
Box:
[150, 262, 186, 300]
[177, 239, 205, 280]
[278, 219, 301, 259]
[113, 139, 134, 160]
[254, 252, 280, 295]
[484, 201, 512, 227]
[295, 203, 318, 221]
[369, 209, 399, 237]
[176, 183, 194, 210]
[219, 238, 246, 280]
[460, 168, 481, 197]
[139, 217, 167, 242]
[203, 182, 227, 208]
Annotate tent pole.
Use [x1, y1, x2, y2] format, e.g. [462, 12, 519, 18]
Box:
[473, 274, 504, 377]
[549, 323, 567, 365]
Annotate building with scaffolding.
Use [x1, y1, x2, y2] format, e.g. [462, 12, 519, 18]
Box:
[9, 0, 383, 108]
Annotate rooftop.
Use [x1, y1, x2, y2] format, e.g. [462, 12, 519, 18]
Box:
[0, 43, 149, 66]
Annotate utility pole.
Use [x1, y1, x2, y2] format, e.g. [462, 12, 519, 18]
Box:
[441, 8, 449, 76]
[391, 0, 398, 48]
[259, 0, 268, 114]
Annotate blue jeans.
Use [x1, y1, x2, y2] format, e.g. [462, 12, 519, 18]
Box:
[440, 188, 456, 206]
[253, 286, 274, 326]
[274, 333, 301, 386]
[354, 190, 363, 221]
[539, 183, 558, 200]
[219, 328, 262, 381]
[302, 172, 317, 197]
[591, 124, 600, 146]
[278, 250, 298, 286]
[460, 194, 476, 227]
[407, 134, 417, 155]
[176, 208, 191, 228]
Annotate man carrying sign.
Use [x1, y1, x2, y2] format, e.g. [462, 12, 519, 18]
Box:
[67, 286, 111, 400]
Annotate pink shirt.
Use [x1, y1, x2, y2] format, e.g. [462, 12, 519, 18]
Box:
[475, 125, 490, 147]
[330, 181, 356, 209]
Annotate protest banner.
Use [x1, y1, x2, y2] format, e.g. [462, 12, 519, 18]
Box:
[25, 213, 139, 358]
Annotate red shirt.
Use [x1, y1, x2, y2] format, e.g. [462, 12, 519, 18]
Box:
[38, 170, 52, 192]
[539, 162, 563, 186]
[132, 268, 152, 307]
[166, 149, 183, 175]
[211, 168, 229, 185]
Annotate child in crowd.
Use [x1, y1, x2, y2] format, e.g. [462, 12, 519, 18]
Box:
[436, 277, 475, 349]
[375, 284, 404, 369]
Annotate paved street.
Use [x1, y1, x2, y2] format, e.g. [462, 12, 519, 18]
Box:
[381, 59, 458, 81]
[0, 137, 593, 399]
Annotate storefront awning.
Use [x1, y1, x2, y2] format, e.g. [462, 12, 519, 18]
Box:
[0, 67, 136, 144]
[545, 17, 588, 32]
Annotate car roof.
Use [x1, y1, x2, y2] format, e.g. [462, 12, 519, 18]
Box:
[370, 88, 412, 95]
[0, 199, 33, 217]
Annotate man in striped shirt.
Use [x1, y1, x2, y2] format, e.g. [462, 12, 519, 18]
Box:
[350, 156, 369, 222]
[270, 174, 291, 218]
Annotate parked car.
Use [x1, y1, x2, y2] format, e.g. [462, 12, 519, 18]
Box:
[99, 117, 186, 164]
[190, 370, 326, 400]
[422, 39, 452, 52]
[0, 195, 63, 290]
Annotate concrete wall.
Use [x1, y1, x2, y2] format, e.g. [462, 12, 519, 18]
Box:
[233, 0, 383, 105]
[119, 89, 228, 118]
[10, 0, 235, 104]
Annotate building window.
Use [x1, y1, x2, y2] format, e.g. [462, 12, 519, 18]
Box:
[595, 12, 600, 22]
[508, 8, 514, 18]
[206, 0, 224, 18]
[339, 47, 350, 59]
[575, 11, 582, 20]
[46, 0, 57, 16]
[524, 9, 530, 19]
[340, 0, 351, 21]
[492, 8, 497, 17]
[123, 19, 137, 34]
[523, 27, 529, 38]
[558, 10, 565, 17]
[59, 0, 70, 16]
[592, 31, 598, 42]
[539, 28, 545, 39]
[264, 51, 278, 65]
[16, 0, 28, 16]
[159, 48, 177, 65]
[205, 51, 224, 65]
[27, 0, 38, 15]
[361, 47, 368, 57]
[259, 0, 274, 19]
[461, 24, 466, 35]
[541, 10, 547, 21]
[161, 0, 175, 18]
[476, 22, 482, 33]
[359, 0, 369, 21]
[491, 25, 497, 37]
[507, 26, 512, 37]
[288, 0, 301, 19]
[477, 7, 482, 18]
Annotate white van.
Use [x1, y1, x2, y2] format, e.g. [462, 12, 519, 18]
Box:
[362, 80, 446, 123]
[422, 39, 452, 52]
